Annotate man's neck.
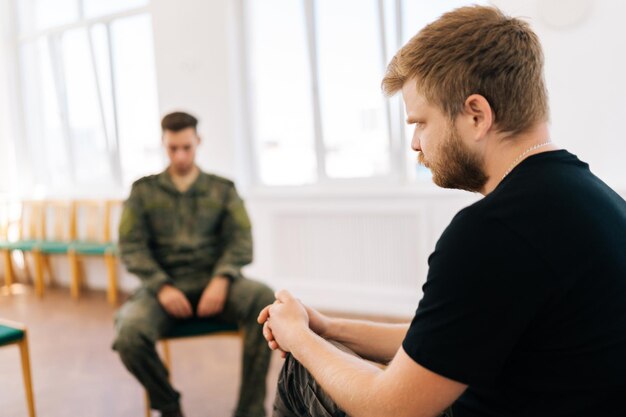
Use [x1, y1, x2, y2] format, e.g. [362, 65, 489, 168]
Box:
[168, 165, 200, 193]
[481, 123, 558, 195]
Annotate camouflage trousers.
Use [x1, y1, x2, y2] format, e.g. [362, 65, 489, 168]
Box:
[273, 345, 454, 417]
[112, 277, 274, 417]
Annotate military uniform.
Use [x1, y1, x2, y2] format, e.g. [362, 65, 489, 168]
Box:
[113, 169, 274, 417]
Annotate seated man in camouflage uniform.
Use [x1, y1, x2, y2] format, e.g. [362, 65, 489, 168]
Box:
[113, 111, 274, 417]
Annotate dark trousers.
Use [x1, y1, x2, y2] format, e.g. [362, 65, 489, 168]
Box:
[273, 352, 347, 417]
[272, 346, 454, 417]
[113, 277, 275, 417]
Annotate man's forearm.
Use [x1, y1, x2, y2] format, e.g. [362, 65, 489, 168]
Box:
[120, 245, 172, 293]
[266, 290, 465, 417]
[324, 318, 409, 364]
[290, 327, 385, 417]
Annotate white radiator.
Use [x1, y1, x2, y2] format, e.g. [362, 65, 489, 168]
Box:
[245, 191, 477, 317]
[263, 209, 427, 316]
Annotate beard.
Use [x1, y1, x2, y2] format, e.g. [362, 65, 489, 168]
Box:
[419, 124, 488, 193]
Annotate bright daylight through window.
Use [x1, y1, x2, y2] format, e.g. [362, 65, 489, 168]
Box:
[16, 0, 160, 191]
[246, 0, 481, 187]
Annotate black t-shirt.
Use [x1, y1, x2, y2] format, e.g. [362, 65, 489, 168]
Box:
[403, 150, 626, 416]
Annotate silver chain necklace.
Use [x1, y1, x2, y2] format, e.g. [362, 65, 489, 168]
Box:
[501, 141, 552, 180]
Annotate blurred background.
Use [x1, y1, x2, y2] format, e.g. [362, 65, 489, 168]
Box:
[0, 0, 624, 316]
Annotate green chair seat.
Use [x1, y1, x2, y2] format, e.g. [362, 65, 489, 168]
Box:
[71, 241, 118, 256]
[4, 240, 40, 251]
[0, 324, 24, 346]
[163, 319, 238, 340]
[38, 241, 72, 254]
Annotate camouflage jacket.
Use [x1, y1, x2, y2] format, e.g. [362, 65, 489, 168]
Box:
[118, 169, 253, 293]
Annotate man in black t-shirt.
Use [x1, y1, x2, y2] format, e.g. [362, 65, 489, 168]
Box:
[258, 5, 626, 417]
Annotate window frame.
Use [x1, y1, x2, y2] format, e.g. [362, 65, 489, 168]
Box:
[13, 0, 155, 193]
[240, 0, 411, 189]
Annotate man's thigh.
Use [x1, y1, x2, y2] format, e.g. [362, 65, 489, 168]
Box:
[220, 277, 273, 323]
[274, 344, 350, 417]
[114, 288, 175, 341]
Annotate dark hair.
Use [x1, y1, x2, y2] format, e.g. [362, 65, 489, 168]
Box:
[161, 111, 198, 133]
[383, 5, 548, 136]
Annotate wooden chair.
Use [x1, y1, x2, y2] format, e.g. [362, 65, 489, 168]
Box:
[0, 318, 36, 417]
[1, 200, 13, 290]
[0, 201, 46, 296]
[68, 200, 122, 305]
[34, 200, 74, 297]
[144, 320, 241, 417]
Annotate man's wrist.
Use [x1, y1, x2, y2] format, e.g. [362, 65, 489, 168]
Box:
[154, 281, 173, 296]
[213, 265, 240, 281]
[321, 317, 342, 341]
[289, 325, 318, 358]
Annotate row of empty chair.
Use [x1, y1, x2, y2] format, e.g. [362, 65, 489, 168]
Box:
[0, 199, 123, 305]
[1, 201, 245, 416]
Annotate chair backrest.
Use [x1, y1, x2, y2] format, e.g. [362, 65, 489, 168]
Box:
[73, 199, 123, 243]
[0, 201, 24, 242]
[18, 201, 45, 241]
[42, 200, 73, 242]
[106, 199, 123, 243]
[0, 200, 9, 241]
[73, 200, 106, 243]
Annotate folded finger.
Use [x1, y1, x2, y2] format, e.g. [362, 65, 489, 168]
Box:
[258, 305, 271, 323]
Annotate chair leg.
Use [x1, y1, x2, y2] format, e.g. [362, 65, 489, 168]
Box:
[33, 250, 44, 298]
[161, 340, 172, 372]
[19, 333, 36, 417]
[68, 250, 80, 300]
[144, 390, 152, 417]
[43, 256, 54, 287]
[2, 249, 14, 292]
[105, 253, 118, 305]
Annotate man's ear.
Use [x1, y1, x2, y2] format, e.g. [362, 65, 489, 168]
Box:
[460, 94, 494, 142]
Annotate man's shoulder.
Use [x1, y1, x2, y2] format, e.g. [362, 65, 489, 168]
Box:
[131, 173, 161, 189]
[448, 201, 488, 229]
[202, 171, 235, 187]
[436, 201, 505, 252]
[197, 172, 238, 195]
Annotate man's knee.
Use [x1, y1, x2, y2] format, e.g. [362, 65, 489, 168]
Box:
[235, 278, 275, 313]
[112, 324, 153, 362]
[275, 354, 345, 417]
[254, 281, 275, 309]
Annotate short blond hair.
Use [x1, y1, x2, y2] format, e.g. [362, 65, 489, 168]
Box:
[383, 5, 549, 135]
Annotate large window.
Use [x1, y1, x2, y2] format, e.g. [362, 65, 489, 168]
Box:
[246, 0, 481, 186]
[16, 0, 160, 191]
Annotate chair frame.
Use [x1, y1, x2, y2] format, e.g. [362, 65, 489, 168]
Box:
[2, 201, 46, 296]
[0, 318, 36, 417]
[143, 329, 242, 417]
[35, 200, 74, 297]
[68, 199, 121, 305]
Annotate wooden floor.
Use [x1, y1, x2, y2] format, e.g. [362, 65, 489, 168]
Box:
[0, 284, 284, 417]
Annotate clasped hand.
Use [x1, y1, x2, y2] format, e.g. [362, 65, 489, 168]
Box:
[257, 289, 329, 357]
[157, 276, 230, 318]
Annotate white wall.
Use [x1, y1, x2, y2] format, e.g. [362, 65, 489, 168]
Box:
[150, 0, 246, 183]
[492, 0, 626, 190]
